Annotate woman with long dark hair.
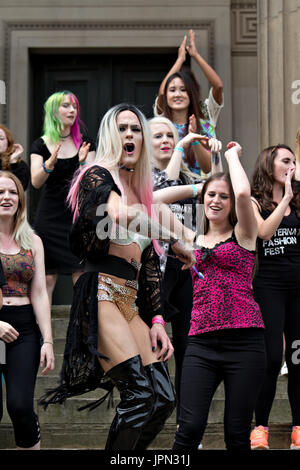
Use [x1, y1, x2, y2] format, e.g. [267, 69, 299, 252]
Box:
[154, 29, 223, 176]
[250, 144, 300, 449]
[173, 143, 266, 451]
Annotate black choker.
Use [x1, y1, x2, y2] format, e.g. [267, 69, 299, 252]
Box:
[119, 164, 135, 172]
[60, 133, 71, 140]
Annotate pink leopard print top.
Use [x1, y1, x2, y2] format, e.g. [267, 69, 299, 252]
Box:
[189, 232, 265, 336]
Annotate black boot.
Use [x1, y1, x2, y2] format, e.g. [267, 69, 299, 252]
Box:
[135, 361, 176, 450]
[105, 355, 154, 450]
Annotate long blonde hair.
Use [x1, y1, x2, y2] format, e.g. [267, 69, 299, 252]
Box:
[0, 171, 34, 249]
[149, 116, 199, 181]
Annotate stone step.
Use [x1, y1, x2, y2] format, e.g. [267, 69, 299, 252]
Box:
[0, 423, 293, 450]
[1, 391, 292, 426]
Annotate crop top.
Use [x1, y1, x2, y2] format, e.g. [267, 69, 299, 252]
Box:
[110, 224, 152, 253]
[189, 232, 264, 336]
[0, 249, 35, 297]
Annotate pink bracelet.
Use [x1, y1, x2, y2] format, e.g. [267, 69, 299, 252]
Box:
[152, 316, 165, 327]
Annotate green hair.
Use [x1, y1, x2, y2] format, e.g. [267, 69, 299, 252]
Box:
[42, 91, 82, 148]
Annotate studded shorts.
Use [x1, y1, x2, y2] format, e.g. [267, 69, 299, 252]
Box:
[97, 273, 139, 323]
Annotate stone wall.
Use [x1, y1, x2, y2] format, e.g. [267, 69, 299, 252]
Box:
[0, 0, 259, 175]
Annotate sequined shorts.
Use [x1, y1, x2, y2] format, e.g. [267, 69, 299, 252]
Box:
[97, 273, 139, 323]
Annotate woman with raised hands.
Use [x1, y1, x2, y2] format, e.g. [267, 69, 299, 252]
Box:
[30, 90, 95, 305]
[0, 171, 54, 450]
[250, 144, 300, 450]
[150, 115, 222, 422]
[154, 29, 224, 176]
[39, 103, 195, 451]
[173, 142, 266, 451]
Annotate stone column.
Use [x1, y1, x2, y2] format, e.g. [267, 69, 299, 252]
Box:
[258, 0, 300, 151]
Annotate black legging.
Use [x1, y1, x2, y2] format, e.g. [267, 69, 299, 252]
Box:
[253, 286, 300, 426]
[0, 305, 41, 448]
[173, 329, 266, 451]
[162, 261, 193, 420]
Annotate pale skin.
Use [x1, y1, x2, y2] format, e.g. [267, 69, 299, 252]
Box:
[0, 176, 54, 450]
[0, 128, 24, 164]
[95, 110, 196, 373]
[150, 121, 222, 205]
[196, 142, 258, 252]
[158, 30, 223, 107]
[30, 94, 95, 305]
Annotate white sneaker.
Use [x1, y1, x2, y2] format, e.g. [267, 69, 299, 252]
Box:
[280, 362, 288, 376]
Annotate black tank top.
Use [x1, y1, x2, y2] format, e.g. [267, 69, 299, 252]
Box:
[253, 207, 300, 289]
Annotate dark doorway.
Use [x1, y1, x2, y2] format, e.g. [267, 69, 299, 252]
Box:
[29, 50, 178, 304]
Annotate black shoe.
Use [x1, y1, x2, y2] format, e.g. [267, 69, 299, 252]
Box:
[105, 355, 154, 450]
[135, 361, 176, 450]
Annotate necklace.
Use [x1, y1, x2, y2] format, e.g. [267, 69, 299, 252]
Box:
[119, 164, 135, 173]
[60, 133, 71, 140]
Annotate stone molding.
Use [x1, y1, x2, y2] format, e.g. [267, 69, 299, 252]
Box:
[231, 3, 257, 55]
[3, 20, 215, 125]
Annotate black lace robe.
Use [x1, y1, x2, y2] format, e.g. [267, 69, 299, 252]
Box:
[40, 165, 164, 409]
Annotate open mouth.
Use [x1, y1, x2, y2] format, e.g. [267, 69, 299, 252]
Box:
[124, 143, 135, 154]
[161, 146, 171, 152]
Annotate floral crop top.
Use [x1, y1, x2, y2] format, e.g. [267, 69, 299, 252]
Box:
[0, 249, 35, 297]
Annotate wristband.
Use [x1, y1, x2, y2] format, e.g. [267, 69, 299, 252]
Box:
[79, 160, 87, 166]
[192, 141, 200, 146]
[191, 184, 198, 197]
[43, 341, 53, 345]
[42, 162, 53, 174]
[174, 146, 184, 154]
[152, 316, 165, 327]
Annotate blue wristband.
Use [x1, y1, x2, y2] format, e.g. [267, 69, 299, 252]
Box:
[192, 141, 200, 146]
[174, 146, 184, 154]
[191, 184, 198, 198]
[42, 162, 53, 174]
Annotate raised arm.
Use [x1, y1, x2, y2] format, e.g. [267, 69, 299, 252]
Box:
[224, 142, 257, 246]
[30, 143, 60, 189]
[251, 168, 295, 240]
[158, 36, 188, 100]
[187, 29, 223, 105]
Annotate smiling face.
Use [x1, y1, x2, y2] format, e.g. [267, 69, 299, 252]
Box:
[117, 110, 143, 169]
[166, 77, 190, 113]
[0, 128, 8, 155]
[58, 94, 78, 129]
[0, 176, 19, 218]
[204, 179, 232, 223]
[150, 122, 175, 167]
[273, 148, 296, 186]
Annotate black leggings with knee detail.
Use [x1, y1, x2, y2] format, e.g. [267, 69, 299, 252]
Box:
[253, 286, 300, 426]
[0, 305, 41, 448]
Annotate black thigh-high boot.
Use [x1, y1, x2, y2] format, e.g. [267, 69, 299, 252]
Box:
[134, 361, 176, 450]
[105, 355, 155, 450]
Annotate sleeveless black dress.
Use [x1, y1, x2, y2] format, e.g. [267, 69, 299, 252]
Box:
[30, 137, 94, 274]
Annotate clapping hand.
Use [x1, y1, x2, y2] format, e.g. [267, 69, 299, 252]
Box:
[79, 141, 91, 165]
